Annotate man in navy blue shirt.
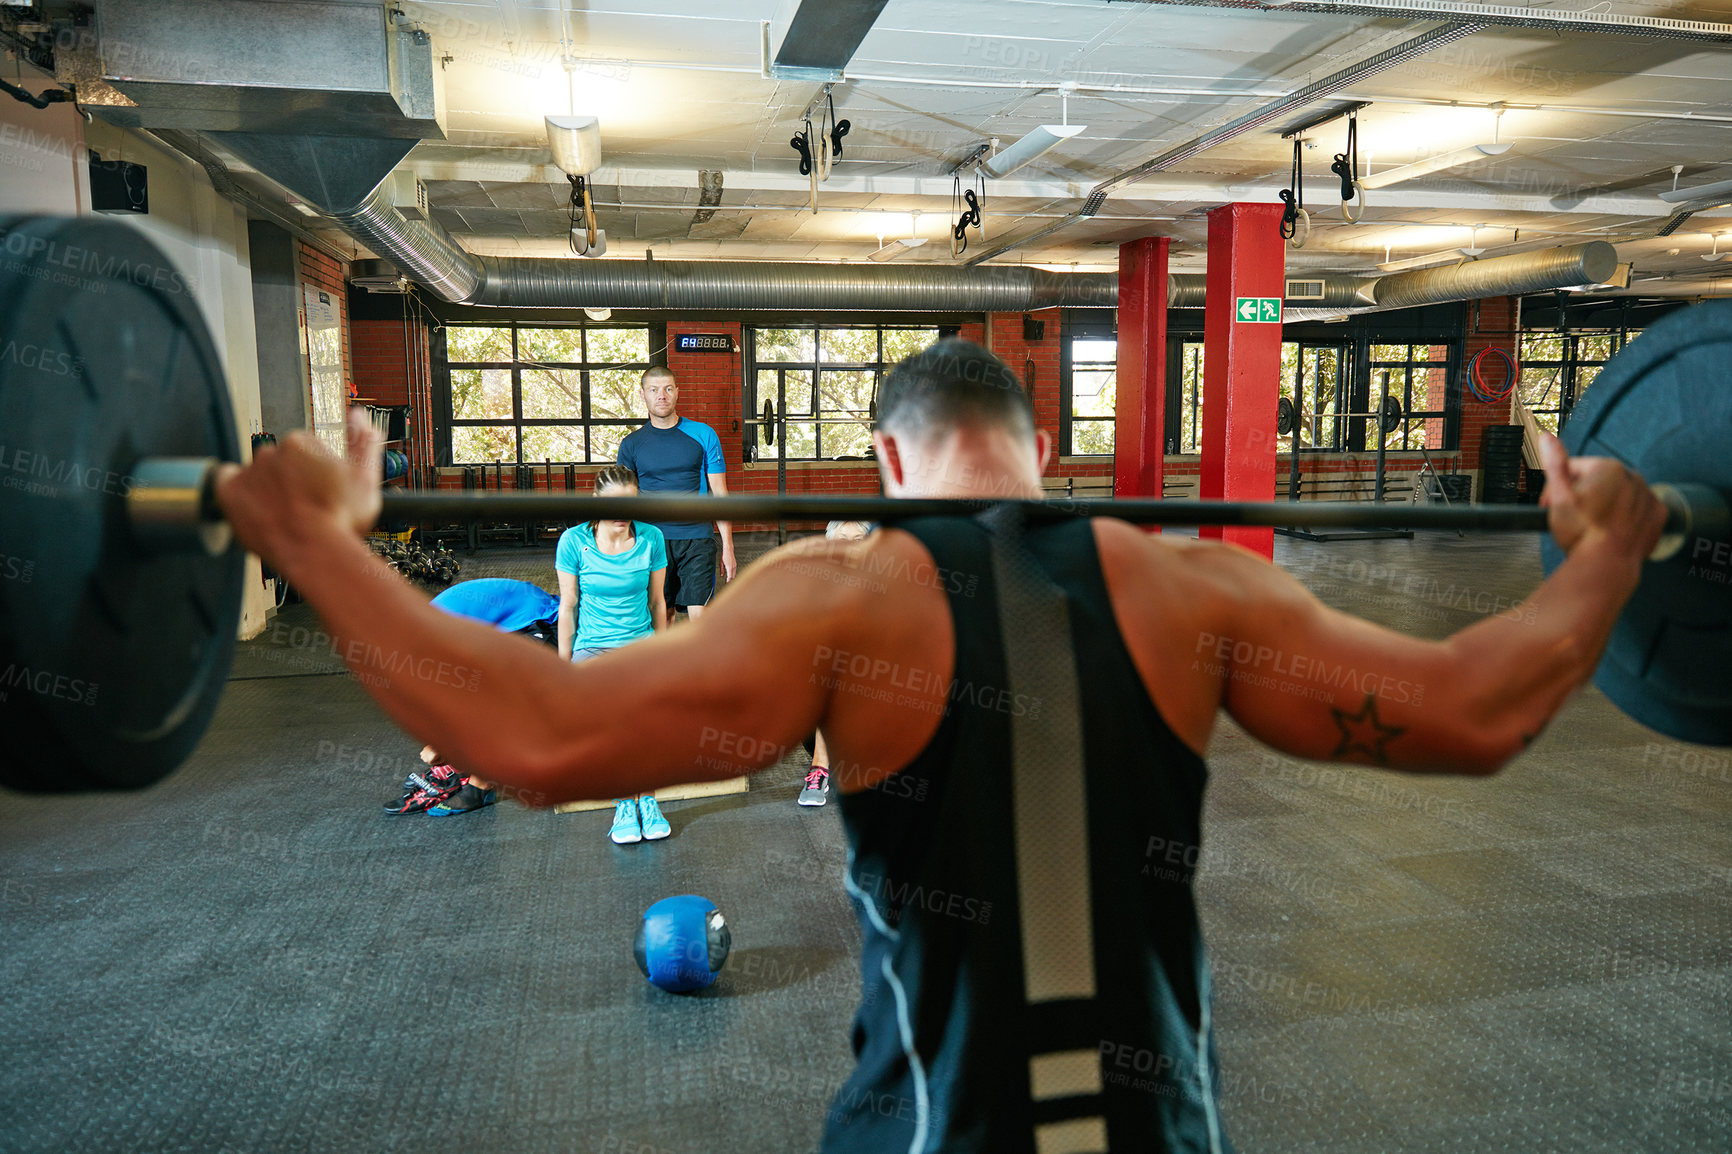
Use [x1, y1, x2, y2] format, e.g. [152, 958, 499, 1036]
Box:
[616, 366, 736, 621]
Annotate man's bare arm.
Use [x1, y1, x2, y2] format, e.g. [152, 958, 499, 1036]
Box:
[1207, 438, 1663, 772]
[218, 413, 838, 805]
[709, 470, 737, 581]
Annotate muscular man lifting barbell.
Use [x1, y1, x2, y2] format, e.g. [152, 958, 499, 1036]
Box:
[213, 337, 1665, 1153]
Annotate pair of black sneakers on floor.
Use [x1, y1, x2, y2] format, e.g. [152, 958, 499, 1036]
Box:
[383, 764, 496, 817]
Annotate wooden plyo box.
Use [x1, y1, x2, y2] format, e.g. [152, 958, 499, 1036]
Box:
[552, 776, 749, 814]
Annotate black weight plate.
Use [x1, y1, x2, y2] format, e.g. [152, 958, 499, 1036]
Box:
[1540, 301, 1732, 747]
[0, 217, 243, 790]
[1276, 395, 1295, 437]
[1379, 394, 1403, 435]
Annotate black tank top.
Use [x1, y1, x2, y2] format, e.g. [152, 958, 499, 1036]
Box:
[823, 512, 1232, 1154]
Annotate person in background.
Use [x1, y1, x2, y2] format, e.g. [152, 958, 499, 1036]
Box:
[385, 577, 560, 816]
[616, 366, 736, 624]
[555, 466, 671, 843]
[798, 520, 876, 807]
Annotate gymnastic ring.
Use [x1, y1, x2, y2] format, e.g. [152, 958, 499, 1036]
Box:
[1341, 181, 1365, 224]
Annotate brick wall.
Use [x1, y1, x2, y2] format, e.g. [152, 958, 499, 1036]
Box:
[353, 315, 435, 476]
[352, 318, 414, 406]
[667, 319, 746, 473]
[297, 244, 353, 399]
[1459, 296, 1521, 481]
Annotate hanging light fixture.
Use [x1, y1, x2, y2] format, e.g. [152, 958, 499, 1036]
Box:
[1359, 107, 1511, 191]
[978, 82, 1085, 179]
[546, 0, 602, 177]
[869, 210, 929, 262]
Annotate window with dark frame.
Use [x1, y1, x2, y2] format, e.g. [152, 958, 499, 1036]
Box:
[1162, 335, 1458, 457]
[1067, 338, 1117, 455]
[1366, 342, 1451, 450]
[745, 325, 939, 461]
[444, 324, 651, 465]
[1517, 330, 1635, 435]
[1058, 329, 1119, 456]
[1174, 341, 1204, 454]
[1281, 342, 1349, 451]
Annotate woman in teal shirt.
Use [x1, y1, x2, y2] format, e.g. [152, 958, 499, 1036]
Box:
[555, 465, 670, 844]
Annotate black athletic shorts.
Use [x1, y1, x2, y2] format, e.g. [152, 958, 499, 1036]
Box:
[663, 537, 717, 609]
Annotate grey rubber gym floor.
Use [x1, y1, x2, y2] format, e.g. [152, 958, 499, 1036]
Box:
[3, 529, 1728, 1153]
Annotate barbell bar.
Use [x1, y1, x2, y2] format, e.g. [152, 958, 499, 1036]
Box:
[3, 215, 1731, 797]
[128, 456, 1721, 556]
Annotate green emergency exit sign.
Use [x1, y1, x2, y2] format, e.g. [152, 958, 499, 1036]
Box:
[1235, 297, 1282, 323]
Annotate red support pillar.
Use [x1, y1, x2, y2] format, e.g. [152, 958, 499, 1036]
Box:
[1114, 237, 1170, 510]
[1199, 202, 1285, 559]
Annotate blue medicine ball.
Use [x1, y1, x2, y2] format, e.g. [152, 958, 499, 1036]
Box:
[634, 895, 731, 993]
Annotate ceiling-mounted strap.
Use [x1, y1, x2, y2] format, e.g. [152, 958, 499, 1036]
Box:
[1279, 138, 1308, 246]
[1330, 112, 1358, 201]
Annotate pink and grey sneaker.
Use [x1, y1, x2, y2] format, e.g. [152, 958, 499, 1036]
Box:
[798, 766, 831, 807]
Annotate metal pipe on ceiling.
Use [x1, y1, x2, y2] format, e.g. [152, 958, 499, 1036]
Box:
[1166, 273, 1376, 309]
[328, 186, 486, 303]
[962, 20, 1485, 266]
[470, 255, 1117, 310]
[339, 192, 1120, 310]
[1369, 240, 1617, 309]
[153, 125, 1624, 316]
[320, 176, 1612, 314]
[1279, 242, 1619, 319]
[165, 125, 1614, 315]
[142, 129, 352, 264]
[183, 131, 1116, 310]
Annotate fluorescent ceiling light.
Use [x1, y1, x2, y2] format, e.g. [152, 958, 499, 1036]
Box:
[868, 237, 927, 262]
[869, 211, 927, 262]
[1660, 176, 1732, 210]
[1376, 230, 1486, 273]
[979, 124, 1085, 179]
[1376, 250, 1470, 273]
[1359, 142, 1511, 190]
[546, 115, 602, 177]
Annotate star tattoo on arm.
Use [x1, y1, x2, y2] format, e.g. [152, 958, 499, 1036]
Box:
[1329, 693, 1406, 764]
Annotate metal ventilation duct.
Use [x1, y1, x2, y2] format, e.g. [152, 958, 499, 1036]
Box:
[208, 131, 1114, 311]
[1370, 242, 1617, 310]
[192, 136, 1605, 315]
[304, 179, 1611, 314]
[774, 0, 891, 74]
[1167, 244, 1615, 314]
[329, 187, 487, 304]
[1167, 274, 1375, 309]
[76, 0, 444, 137]
[325, 190, 1115, 310]
[471, 256, 1115, 311]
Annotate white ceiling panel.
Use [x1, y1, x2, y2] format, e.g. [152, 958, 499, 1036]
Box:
[282, 1, 1732, 276]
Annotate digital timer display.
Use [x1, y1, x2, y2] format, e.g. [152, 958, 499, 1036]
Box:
[674, 333, 734, 353]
